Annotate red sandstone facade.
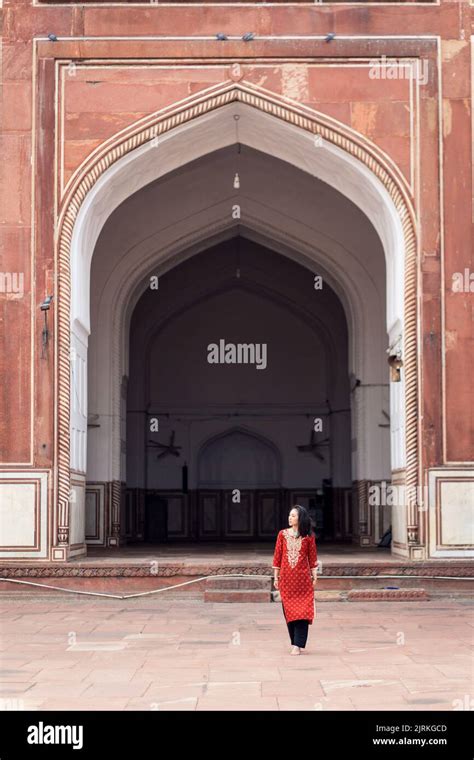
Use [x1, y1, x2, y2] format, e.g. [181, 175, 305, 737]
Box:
[0, 0, 473, 562]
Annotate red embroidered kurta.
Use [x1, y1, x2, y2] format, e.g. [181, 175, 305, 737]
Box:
[272, 528, 318, 624]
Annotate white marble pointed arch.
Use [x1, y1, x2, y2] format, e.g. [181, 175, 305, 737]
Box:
[56, 80, 419, 551]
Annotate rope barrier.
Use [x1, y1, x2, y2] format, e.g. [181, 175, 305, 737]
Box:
[0, 573, 471, 600]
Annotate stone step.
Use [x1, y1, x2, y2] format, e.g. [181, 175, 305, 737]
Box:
[1, 573, 467, 600]
[347, 588, 429, 601]
[272, 588, 429, 602]
[204, 588, 272, 603]
[272, 589, 342, 602]
[205, 576, 271, 590]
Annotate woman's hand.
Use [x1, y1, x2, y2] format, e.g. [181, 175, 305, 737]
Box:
[312, 575, 318, 589]
[274, 576, 279, 590]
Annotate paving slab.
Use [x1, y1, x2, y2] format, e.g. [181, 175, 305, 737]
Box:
[0, 593, 472, 711]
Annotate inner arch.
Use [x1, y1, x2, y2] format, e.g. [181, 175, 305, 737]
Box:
[71, 99, 405, 342]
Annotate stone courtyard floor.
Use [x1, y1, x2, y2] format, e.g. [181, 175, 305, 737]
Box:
[0, 592, 472, 711]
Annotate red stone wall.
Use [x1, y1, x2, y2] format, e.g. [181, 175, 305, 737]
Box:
[0, 0, 472, 479]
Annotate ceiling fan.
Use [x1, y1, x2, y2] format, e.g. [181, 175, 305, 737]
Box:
[296, 429, 330, 461]
[148, 430, 182, 459]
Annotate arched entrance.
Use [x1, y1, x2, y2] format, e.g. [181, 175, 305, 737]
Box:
[198, 429, 282, 490]
[57, 82, 419, 559]
[195, 427, 282, 542]
[125, 236, 351, 543]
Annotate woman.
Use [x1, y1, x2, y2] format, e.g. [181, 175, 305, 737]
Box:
[272, 505, 318, 655]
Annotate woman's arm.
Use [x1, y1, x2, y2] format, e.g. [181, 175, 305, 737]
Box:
[308, 534, 318, 583]
[272, 530, 283, 584]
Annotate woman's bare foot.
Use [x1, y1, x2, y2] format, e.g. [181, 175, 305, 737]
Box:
[290, 645, 301, 655]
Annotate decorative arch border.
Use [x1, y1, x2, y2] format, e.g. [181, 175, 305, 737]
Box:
[56, 81, 419, 552]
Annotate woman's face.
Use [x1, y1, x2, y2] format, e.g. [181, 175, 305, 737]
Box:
[288, 509, 299, 527]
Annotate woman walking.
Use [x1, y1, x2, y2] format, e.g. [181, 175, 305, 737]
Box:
[272, 505, 318, 655]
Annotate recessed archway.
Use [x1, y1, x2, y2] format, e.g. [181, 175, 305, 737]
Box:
[198, 428, 282, 489]
[57, 81, 418, 559]
[125, 237, 352, 543]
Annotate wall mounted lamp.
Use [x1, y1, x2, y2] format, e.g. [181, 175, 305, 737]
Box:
[387, 351, 403, 382]
[40, 295, 53, 356]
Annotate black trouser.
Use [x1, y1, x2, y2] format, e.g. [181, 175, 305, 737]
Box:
[286, 618, 309, 648]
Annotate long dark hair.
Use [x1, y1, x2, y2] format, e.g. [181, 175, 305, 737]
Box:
[290, 504, 313, 537]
